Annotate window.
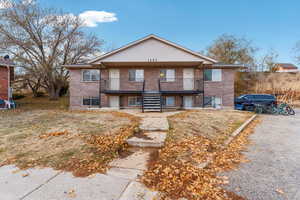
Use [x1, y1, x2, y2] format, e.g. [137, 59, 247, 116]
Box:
[204, 69, 222, 81]
[160, 69, 175, 82]
[162, 96, 175, 107]
[82, 70, 100, 81]
[128, 96, 142, 106]
[204, 96, 222, 108]
[129, 69, 144, 82]
[82, 97, 100, 106]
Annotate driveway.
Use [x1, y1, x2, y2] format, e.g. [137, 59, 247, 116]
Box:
[223, 109, 300, 200]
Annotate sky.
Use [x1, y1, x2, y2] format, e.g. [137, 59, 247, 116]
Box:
[25, 0, 300, 65]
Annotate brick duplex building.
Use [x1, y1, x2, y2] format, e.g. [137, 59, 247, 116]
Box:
[0, 57, 14, 100]
[65, 35, 243, 111]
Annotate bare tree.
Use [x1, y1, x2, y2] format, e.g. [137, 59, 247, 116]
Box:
[206, 34, 258, 70]
[0, 0, 102, 100]
[258, 49, 279, 72]
[293, 41, 300, 66]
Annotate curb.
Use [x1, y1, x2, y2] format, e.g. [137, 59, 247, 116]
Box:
[197, 114, 257, 169]
[223, 114, 257, 146]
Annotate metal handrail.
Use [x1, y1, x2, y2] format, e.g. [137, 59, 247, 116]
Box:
[142, 80, 145, 113]
[158, 78, 203, 91]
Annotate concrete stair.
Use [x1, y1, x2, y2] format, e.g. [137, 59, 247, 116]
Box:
[127, 132, 167, 147]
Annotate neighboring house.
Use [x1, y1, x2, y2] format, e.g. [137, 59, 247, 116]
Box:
[0, 56, 14, 100]
[64, 34, 243, 111]
[275, 63, 299, 72]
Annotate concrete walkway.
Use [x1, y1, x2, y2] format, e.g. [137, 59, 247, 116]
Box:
[0, 111, 179, 200]
[222, 109, 300, 200]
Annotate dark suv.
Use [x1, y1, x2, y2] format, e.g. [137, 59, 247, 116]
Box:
[235, 94, 277, 111]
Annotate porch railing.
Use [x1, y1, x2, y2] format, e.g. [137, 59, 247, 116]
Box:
[100, 78, 144, 92]
[158, 78, 203, 92]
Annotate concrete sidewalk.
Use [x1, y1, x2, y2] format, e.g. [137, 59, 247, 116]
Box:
[0, 165, 141, 200]
[0, 111, 178, 200]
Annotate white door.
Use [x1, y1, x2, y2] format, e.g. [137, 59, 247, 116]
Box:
[109, 69, 120, 90]
[183, 68, 194, 90]
[109, 96, 119, 108]
[184, 96, 193, 108]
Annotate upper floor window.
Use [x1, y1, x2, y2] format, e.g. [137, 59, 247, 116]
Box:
[82, 70, 100, 82]
[129, 69, 144, 82]
[160, 69, 175, 82]
[204, 69, 222, 81]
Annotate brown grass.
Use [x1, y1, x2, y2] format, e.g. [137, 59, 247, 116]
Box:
[0, 109, 139, 176]
[15, 96, 69, 110]
[142, 112, 260, 200]
[168, 109, 252, 146]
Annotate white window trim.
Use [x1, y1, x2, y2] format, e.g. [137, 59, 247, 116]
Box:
[128, 69, 144, 82]
[81, 69, 100, 82]
[160, 69, 175, 82]
[204, 69, 222, 82]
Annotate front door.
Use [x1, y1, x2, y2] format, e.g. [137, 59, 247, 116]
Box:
[183, 68, 194, 90]
[184, 96, 193, 108]
[109, 96, 119, 108]
[109, 69, 120, 90]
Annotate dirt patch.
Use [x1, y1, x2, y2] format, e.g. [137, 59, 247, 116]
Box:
[0, 110, 139, 177]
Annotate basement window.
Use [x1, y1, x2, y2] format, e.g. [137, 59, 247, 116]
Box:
[162, 96, 175, 107]
[204, 96, 222, 108]
[128, 96, 142, 106]
[83, 97, 100, 106]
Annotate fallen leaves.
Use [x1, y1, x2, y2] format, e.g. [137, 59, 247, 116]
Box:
[21, 173, 29, 177]
[275, 189, 284, 194]
[142, 118, 260, 200]
[65, 189, 76, 198]
[39, 131, 69, 139]
[1, 110, 140, 177]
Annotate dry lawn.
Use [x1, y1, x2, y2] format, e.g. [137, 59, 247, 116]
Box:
[168, 109, 252, 145]
[0, 109, 139, 176]
[142, 109, 256, 200]
[15, 96, 69, 110]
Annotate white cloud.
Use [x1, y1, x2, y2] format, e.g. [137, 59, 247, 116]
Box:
[79, 10, 117, 27]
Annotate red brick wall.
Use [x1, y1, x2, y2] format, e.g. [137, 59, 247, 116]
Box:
[204, 69, 235, 107]
[0, 67, 9, 100]
[68, 67, 236, 109]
